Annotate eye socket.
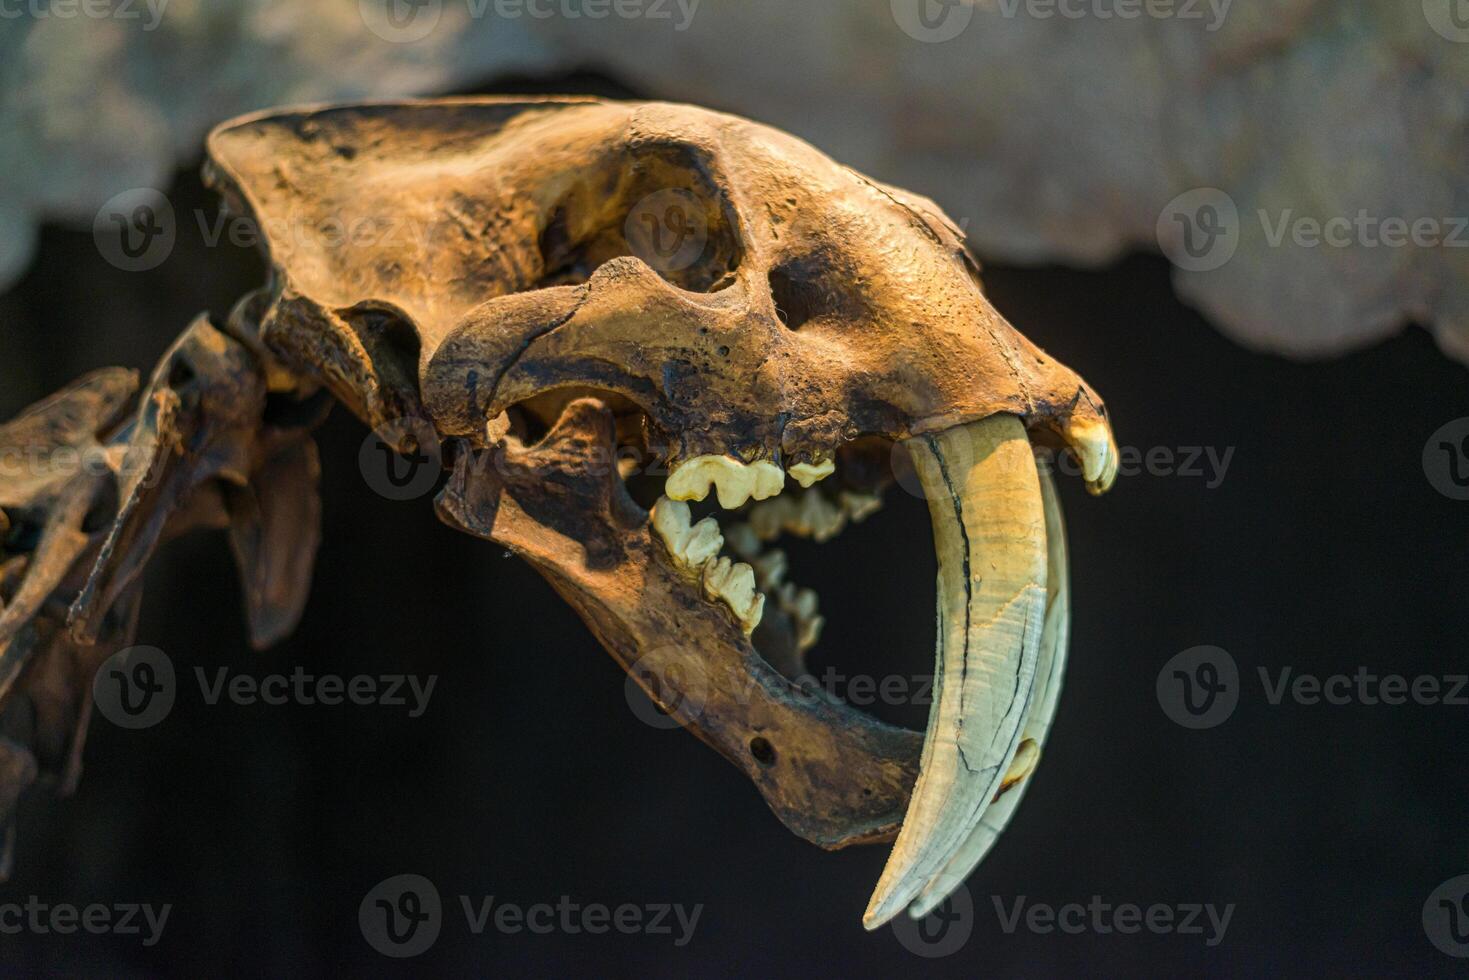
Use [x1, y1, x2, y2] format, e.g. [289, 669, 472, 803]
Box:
[532, 142, 744, 294]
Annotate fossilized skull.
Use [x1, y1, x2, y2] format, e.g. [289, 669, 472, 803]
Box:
[1, 98, 1117, 928]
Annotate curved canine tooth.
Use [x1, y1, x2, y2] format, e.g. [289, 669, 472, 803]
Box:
[788, 458, 835, 488]
[667, 455, 784, 509]
[840, 491, 884, 523]
[906, 466, 1071, 921]
[1063, 416, 1119, 496]
[702, 557, 764, 633]
[863, 414, 1048, 931]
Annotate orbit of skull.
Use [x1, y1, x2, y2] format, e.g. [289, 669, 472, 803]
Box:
[0, 98, 1117, 928]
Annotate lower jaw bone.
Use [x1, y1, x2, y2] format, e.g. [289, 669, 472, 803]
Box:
[863, 413, 1050, 930]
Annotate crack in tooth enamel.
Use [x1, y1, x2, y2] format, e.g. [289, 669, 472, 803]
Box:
[666, 454, 784, 509]
[787, 458, 835, 488]
[702, 556, 764, 633]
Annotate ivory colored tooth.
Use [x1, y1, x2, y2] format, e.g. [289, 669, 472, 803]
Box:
[863, 414, 1048, 931]
[907, 466, 1072, 921]
[796, 614, 824, 653]
[702, 557, 764, 633]
[998, 739, 1040, 793]
[788, 458, 835, 488]
[749, 496, 793, 541]
[797, 491, 846, 542]
[790, 586, 819, 621]
[724, 523, 761, 560]
[666, 455, 784, 509]
[682, 517, 724, 567]
[751, 550, 788, 589]
[651, 497, 693, 555]
[651, 497, 723, 566]
[1063, 416, 1119, 496]
[840, 491, 883, 523]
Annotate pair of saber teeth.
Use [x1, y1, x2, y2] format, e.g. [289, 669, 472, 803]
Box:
[862, 414, 1077, 930]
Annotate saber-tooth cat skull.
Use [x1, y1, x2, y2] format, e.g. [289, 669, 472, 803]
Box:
[0, 98, 1117, 928]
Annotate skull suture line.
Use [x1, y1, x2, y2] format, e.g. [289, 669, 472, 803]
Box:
[0, 98, 1117, 928]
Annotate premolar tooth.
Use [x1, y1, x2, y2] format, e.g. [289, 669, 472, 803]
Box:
[724, 523, 761, 560]
[796, 614, 824, 652]
[702, 557, 764, 633]
[652, 497, 724, 566]
[666, 455, 784, 509]
[749, 496, 793, 541]
[788, 458, 835, 488]
[683, 518, 724, 566]
[751, 550, 788, 589]
[840, 491, 883, 523]
[652, 497, 693, 553]
[797, 491, 847, 542]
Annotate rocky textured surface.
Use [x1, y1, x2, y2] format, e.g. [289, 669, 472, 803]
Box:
[2, 1, 1466, 362]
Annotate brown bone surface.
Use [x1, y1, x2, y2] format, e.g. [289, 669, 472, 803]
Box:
[0, 98, 1117, 908]
[203, 98, 1111, 465]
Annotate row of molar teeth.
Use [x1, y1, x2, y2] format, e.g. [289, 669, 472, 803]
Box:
[664, 453, 837, 510]
[652, 498, 764, 633]
[746, 487, 883, 544]
[725, 525, 823, 654]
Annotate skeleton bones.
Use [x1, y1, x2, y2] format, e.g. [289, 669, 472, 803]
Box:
[0, 98, 1116, 927]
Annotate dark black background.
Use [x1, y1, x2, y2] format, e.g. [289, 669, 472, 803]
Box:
[1, 73, 1467, 977]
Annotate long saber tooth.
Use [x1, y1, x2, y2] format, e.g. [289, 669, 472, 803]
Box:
[906, 465, 1071, 919]
[863, 414, 1048, 931]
